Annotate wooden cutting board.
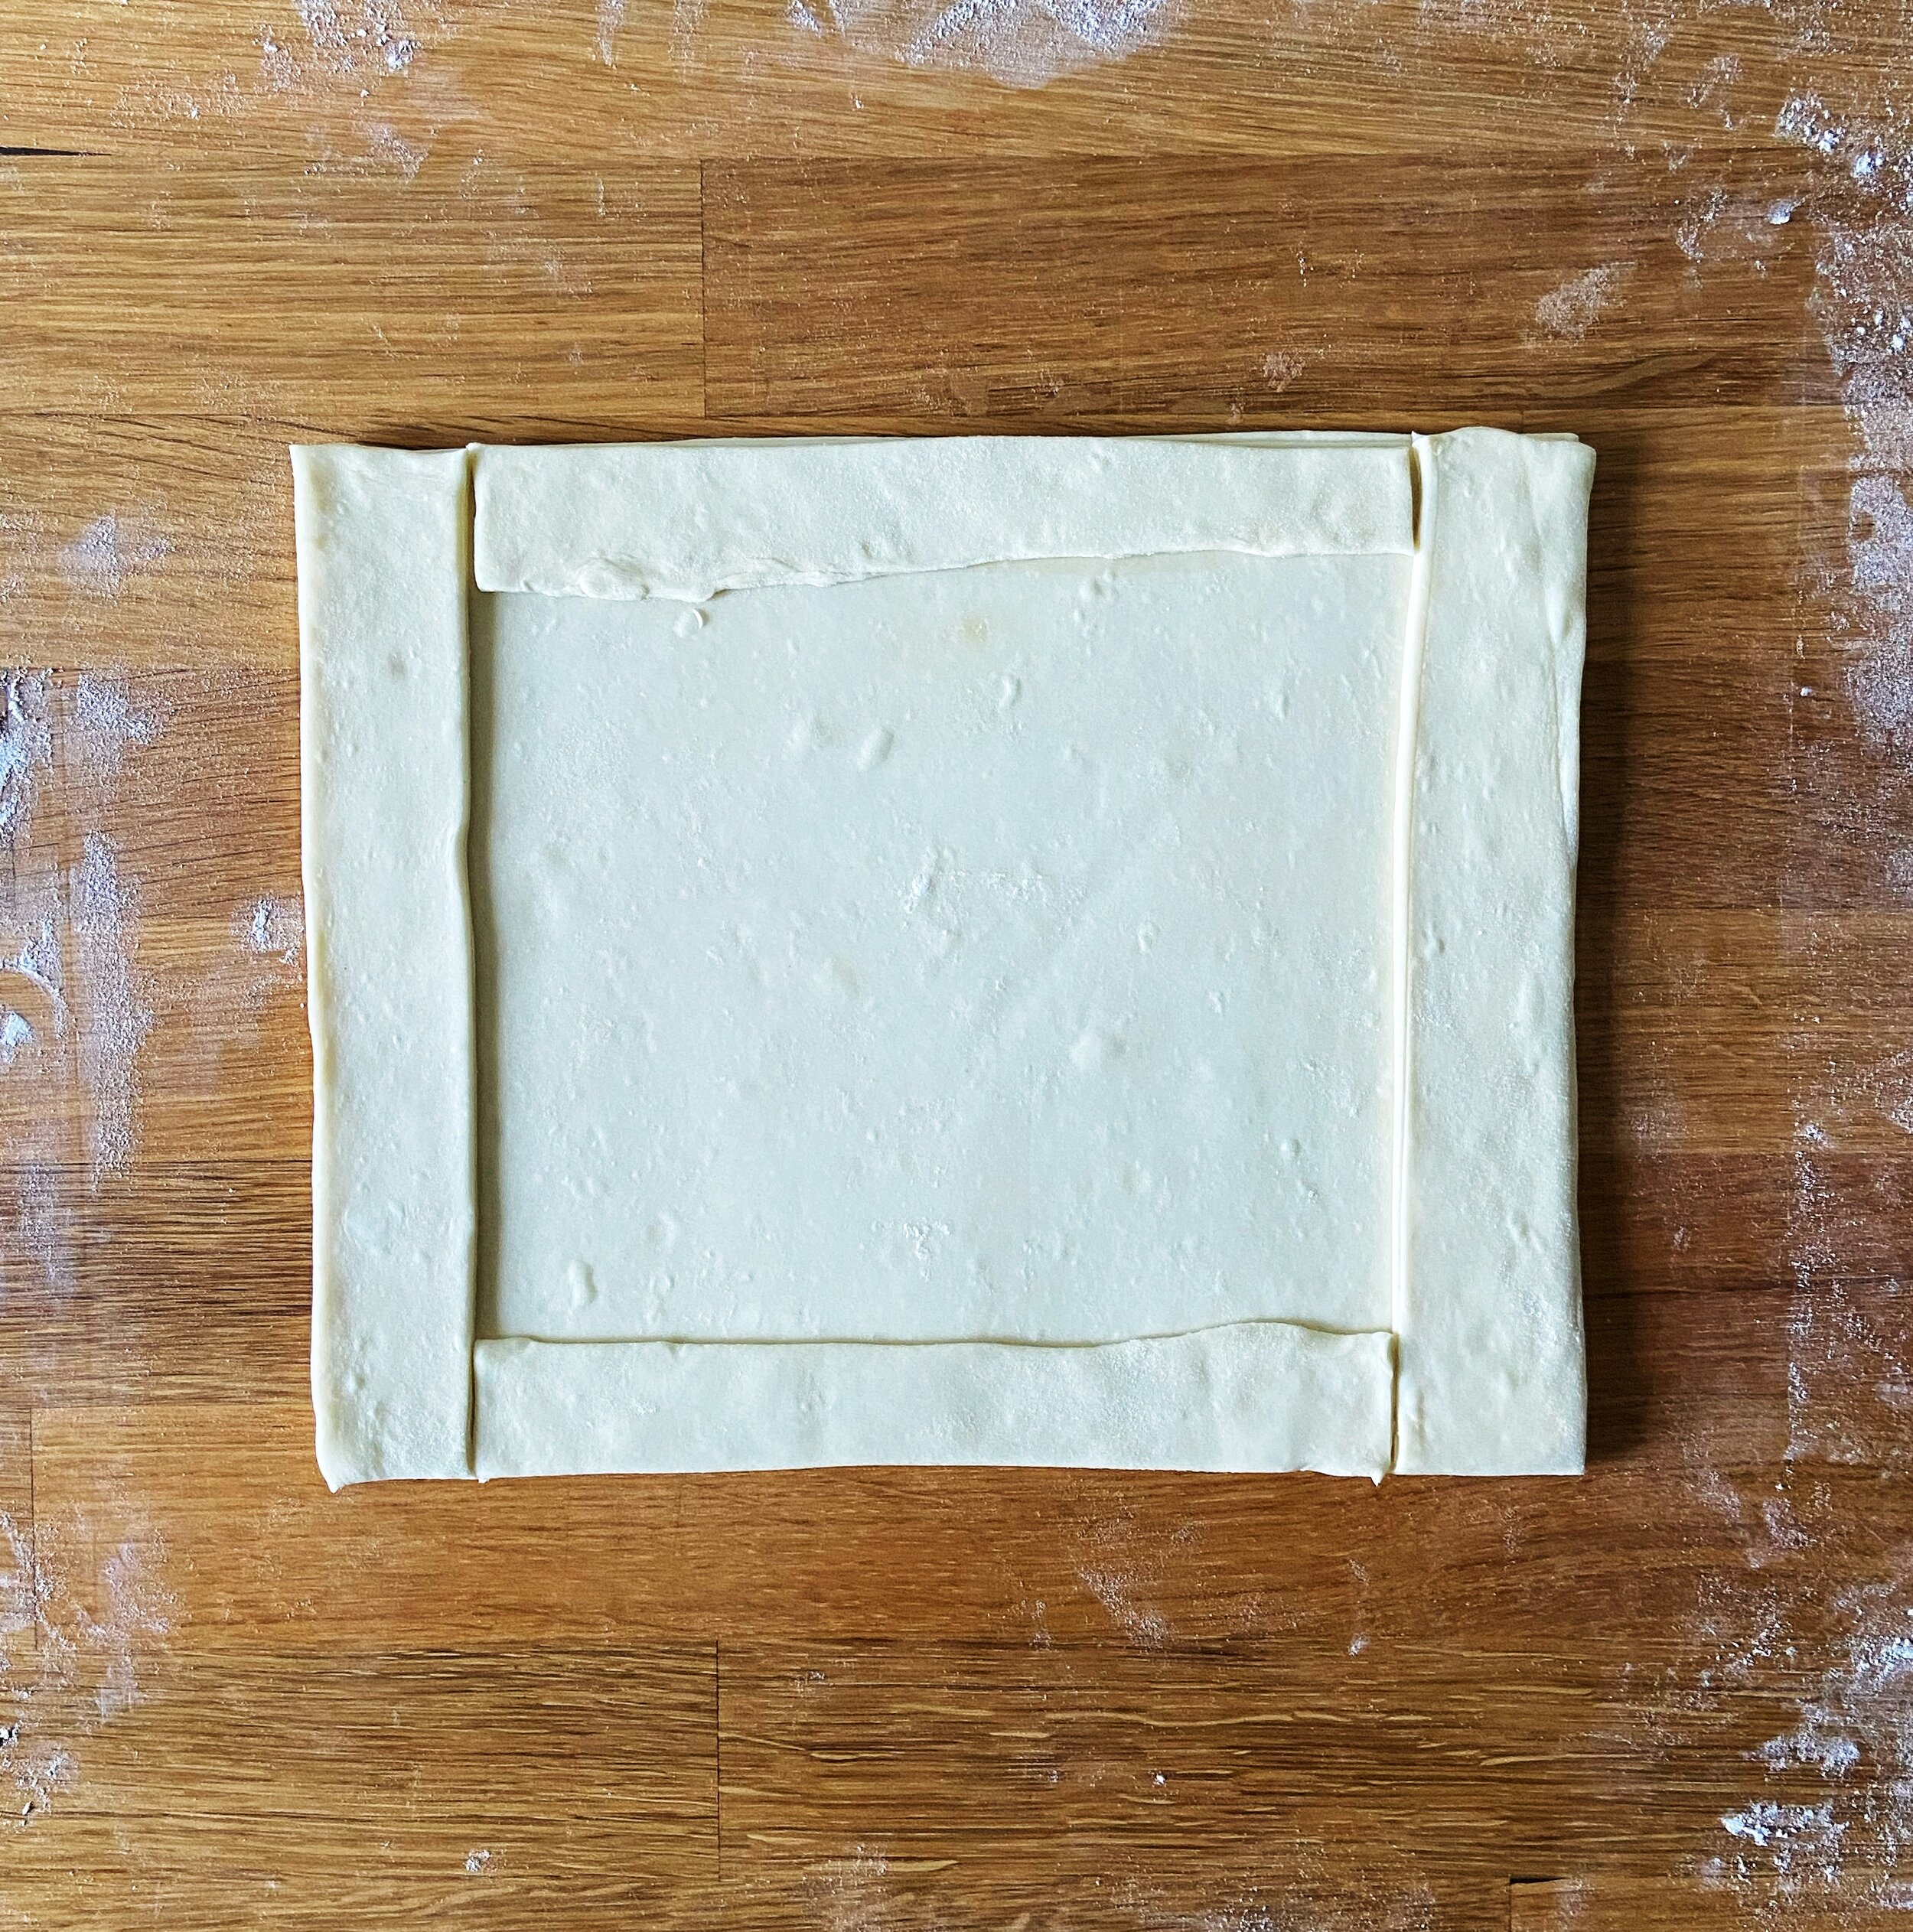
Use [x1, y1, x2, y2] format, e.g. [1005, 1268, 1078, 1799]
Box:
[2, 3, 1911, 1925]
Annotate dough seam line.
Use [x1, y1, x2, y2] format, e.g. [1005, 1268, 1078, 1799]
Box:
[1389, 435, 1437, 1471]
[486, 1315, 1396, 1350]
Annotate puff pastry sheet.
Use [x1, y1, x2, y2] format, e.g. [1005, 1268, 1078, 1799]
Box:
[294, 431, 1592, 1487]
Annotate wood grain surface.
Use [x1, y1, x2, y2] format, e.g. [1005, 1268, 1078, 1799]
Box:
[3, 0, 1913, 1925]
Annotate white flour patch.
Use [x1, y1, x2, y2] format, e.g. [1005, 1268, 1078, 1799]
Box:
[1847, 633, 1913, 748]
[1784, 88, 1913, 908]
[0, 673, 52, 842]
[58, 516, 173, 599]
[1672, 1462, 1913, 1911]
[464, 1847, 493, 1874]
[1785, 1143, 1841, 1292]
[1535, 262, 1637, 341]
[1738, 1592, 1913, 1904]
[0, 1008, 34, 1065]
[1, 1511, 175, 1823]
[240, 895, 305, 967]
[594, 0, 627, 64]
[806, 0, 1180, 89]
[70, 673, 163, 780]
[0, 674, 174, 1194]
[70, 833, 154, 1185]
[671, 0, 708, 63]
[1261, 350, 1308, 392]
[12, 1168, 73, 1294]
[8, 921, 67, 1037]
[1859, 1044, 1913, 1134]
[298, 0, 420, 77]
[192, 892, 308, 1038]
[806, 1845, 898, 1932]
[258, 27, 301, 90]
[1719, 1797, 1846, 1862]
[0, 673, 79, 1289]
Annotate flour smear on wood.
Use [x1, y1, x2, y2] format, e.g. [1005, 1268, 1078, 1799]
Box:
[1, 1510, 176, 1824]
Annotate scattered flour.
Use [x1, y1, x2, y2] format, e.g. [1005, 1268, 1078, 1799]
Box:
[0, 671, 167, 1214]
[1781, 88, 1913, 915]
[671, 0, 709, 66]
[240, 895, 306, 967]
[1261, 350, 1308, 393]
[1788, 1283, 1913, 1468]
[57, 515, 173, 599]
[902, 0, 1178, 87]
[1735, 1594, 1913, 1904]
[297, 0, 420, 77]
[1534, 262, 1637, 342]
[363, 122, 429, 180]
[12, 1168, 73, 1295]
[1676, 1462, 1913, 1911]
[1077, 1562, 1170, 1645]
[70, 833, 154, 1184]
[258, 27, 301, 91]
[70, 673, 163, 779]
[791, 0, 1180, 88]
[0, 673, 52, 842]
[10, 918, 68, 1032]
[806, 1845, 897, 1932]
[594, 0, 627, 66]
[1, 1510, 175, 1823]
[1720, 1798, 1846, 1861]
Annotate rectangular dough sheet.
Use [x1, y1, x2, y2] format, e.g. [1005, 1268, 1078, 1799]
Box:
[294, 431, 1592, 1487]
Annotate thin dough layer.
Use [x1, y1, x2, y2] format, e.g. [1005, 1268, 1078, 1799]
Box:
[476, 548, 1408, 1351]
[295, 445, 475, 1487]
[474, 1324, 1395, 1479]
[473, 435, 1415, 601]
[1392, 429, 1592, 1474]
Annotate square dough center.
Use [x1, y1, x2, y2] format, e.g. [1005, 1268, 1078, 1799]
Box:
[474, 548, 1409, 1347]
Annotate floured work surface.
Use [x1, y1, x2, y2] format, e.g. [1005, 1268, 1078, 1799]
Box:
[293, 431, 1593, 1487]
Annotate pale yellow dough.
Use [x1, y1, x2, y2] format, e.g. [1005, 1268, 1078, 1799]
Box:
[293, 431, 1592, 1487]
